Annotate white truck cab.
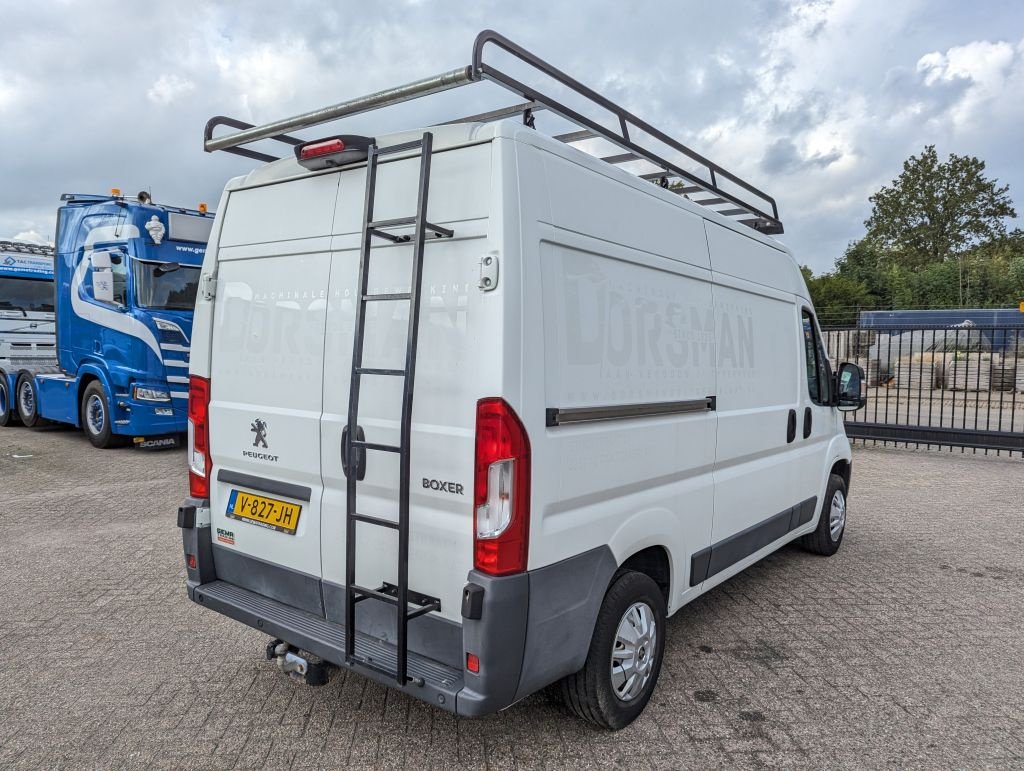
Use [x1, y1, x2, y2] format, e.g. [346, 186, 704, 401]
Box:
[180, 30, 867, 729]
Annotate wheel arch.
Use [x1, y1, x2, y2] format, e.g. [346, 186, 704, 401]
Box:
[830, 457, 852, 494]
[618, 545, 672, 606]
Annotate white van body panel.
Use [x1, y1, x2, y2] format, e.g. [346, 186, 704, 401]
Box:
[185, 117, 853, 715]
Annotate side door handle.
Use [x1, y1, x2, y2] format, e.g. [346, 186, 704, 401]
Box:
[341, 425, 366, 480]
[786, 409, 797, 443]
[803, 406, 812, 439]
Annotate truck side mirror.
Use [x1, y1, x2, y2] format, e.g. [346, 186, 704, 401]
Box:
[835, 362, 866, 412]
[89, 250, 121, 305]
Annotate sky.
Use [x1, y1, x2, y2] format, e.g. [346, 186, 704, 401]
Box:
[1, 0, 1022, 274]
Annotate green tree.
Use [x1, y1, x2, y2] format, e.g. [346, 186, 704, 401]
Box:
[865, 145, 1017, 304]
[801, 266, 876, 326]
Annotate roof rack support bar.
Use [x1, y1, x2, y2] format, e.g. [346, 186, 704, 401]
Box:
[204, 66, 475, 154]
[554, 129, 594, 143]
[439, 101, 545, 126]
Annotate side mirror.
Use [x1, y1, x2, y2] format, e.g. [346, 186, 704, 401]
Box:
[90, 250, 113, 270]
[835, 362, 866, 412]
[89, 249, 124, 306]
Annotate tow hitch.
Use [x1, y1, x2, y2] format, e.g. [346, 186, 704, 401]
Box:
[265, 639, 333, 686]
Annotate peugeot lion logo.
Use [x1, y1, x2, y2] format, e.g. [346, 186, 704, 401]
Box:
[250, 418, 269, 448]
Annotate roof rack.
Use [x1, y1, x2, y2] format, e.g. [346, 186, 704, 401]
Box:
[0, 239, 54, 257]
[204, 30, 783, 235]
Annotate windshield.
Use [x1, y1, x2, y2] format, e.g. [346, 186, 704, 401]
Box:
[0, 276, 55, 314]
[132, 260, 200, 311]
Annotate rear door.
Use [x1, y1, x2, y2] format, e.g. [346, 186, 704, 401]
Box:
[207, 173, 340, 615]
[318, 143, 493, 625]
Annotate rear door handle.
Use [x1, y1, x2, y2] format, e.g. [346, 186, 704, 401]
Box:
[341, 425, 366, 480]
[803, 406, 812, 439]
[786, 409, 797, 443]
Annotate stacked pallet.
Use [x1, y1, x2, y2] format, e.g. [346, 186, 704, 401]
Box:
[1017, 360, 1024, 393]
[944, 354, 991, 391]
[866, 360, 882, 387]
[896, 358, 934, 391]
[989, 356, 1018, 392]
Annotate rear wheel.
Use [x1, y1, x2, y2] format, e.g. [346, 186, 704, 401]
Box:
[0, 376, 18, 427]
[799, 473, 848, 556]
[81, 380, 124, 448]
[15, 373, 42, 427]
[559, 570, 666, 730]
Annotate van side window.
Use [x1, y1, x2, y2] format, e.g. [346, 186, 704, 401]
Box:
[802, 310, 831, 404]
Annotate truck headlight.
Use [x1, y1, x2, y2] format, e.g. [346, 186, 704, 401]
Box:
[133, 385, 171, 402]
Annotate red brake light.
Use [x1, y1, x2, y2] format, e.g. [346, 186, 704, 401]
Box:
[466, 652, 480, 673]
[300, 138, 345, 160]
[473, 398, 531, 576]
[188, 375, 212, 499]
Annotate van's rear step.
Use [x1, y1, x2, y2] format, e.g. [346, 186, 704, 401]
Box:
[193, 580, 463, 710]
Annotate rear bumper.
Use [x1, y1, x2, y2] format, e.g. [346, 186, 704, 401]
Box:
[193, 579, 465, 711]
[180, 498, 617, 717]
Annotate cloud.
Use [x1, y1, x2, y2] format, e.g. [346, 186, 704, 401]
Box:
[12, 230, 49, 245]
[0, 0, 1021, 273]
[147, 74, 196, 106]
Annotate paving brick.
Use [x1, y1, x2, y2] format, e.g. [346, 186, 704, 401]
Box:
[1, 430, 1023, 768]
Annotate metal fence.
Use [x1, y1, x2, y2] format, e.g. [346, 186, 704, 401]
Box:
[823, 325, 1024, 456]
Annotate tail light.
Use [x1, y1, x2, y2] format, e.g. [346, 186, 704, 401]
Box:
[473, 398, 531, 576]
[188, 375, 212, 499]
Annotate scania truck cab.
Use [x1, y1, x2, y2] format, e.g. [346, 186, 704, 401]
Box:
[10, 192, 215, 447]
[0, 240, 56, 427]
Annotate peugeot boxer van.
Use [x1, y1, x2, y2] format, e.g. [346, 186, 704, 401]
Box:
[178, 30, 867, 729]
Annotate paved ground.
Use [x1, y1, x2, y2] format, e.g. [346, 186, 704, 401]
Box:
[1, 427, 1022, 769]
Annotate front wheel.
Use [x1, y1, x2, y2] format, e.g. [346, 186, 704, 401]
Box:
[81, 381, 124, 449]
[799, 473, 848, 556]
[559, 570, 667, 730]
[15, 373, 42, 427]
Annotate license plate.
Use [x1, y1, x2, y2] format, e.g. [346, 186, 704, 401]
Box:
[226, 490, 302, 535]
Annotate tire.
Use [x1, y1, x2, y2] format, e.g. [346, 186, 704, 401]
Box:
[559, 570, 667, 730]
[15, 372, 42, 427]
[0, 376, 18, 427]
[799, 473, 848, 556]
[81, 380, 124, 448]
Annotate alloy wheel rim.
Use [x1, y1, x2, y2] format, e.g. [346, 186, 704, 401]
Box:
[18, 381, 34, 417]
[86, 394, 105, 435]
[829, 490, 847, 541]
[610, 601, 657, 702]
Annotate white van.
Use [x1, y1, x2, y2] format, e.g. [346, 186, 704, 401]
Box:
[179, 31, 867, 729]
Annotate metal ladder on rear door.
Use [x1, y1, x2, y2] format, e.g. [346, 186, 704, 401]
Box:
[344, 132, 453, 685]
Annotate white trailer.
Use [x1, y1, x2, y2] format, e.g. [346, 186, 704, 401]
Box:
[179, 30, 867, 728]
[0, 240, 57, 426]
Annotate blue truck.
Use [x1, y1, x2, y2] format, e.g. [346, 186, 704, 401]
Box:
[0, 240, 57, 427]
[3, 192, 214, 448]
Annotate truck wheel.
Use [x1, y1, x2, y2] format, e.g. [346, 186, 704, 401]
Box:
[81, 381, 123, 448]
[559, 570, 666, 730]
[799, 473, 848, 556]
[0, 377, 18, 427]
[15, 373, 42, 427]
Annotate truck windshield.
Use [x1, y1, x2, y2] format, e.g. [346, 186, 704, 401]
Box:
[133, 260, 201, 311]
[0, 276, 55, 314]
